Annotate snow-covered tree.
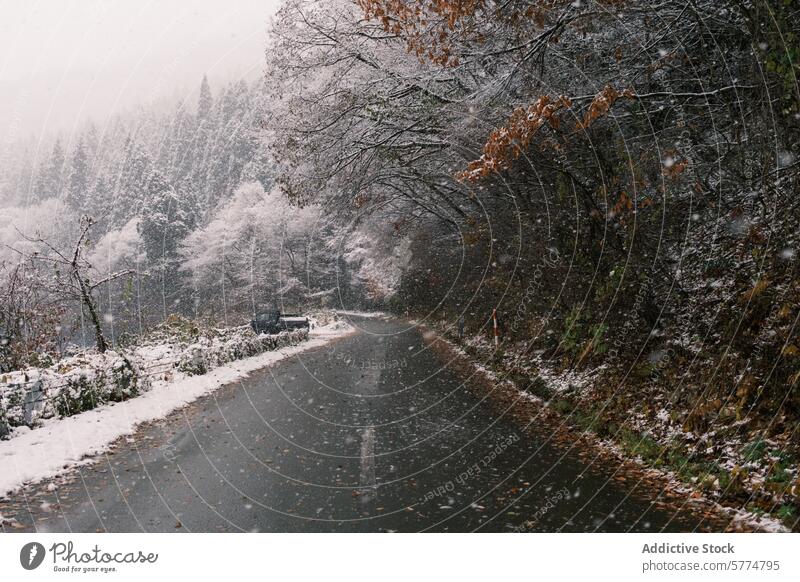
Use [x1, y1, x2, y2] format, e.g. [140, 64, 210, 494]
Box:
[9, 216, 135, 354]
[138, 172, 191, 318]
[66, 138, 90, 212]
[35, 139, 67, 201]
[181, 182, 329, 319]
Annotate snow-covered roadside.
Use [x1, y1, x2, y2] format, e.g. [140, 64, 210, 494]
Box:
[0, 321, 354, 497]
[334, 310, 390, 319]
[0, 323, 312, 435]
[422, 325, 790, 533]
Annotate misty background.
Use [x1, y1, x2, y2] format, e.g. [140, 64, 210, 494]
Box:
[0, 0, 278, 141]
[0, 0, 390, 363]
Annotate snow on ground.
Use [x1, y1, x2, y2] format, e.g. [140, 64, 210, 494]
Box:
[727, 507, 789, 533]
[429, 324, 791, 533]
[0, 321, 354, 497]
[334, 310, 390, 319]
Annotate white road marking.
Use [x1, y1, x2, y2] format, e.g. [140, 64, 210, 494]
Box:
[359, 425, 377, 504]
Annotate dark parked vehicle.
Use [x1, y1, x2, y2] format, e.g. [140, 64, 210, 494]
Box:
[250, 311, 310, 334]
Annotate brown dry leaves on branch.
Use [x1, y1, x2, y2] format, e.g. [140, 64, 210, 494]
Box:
[456, 95, 572, 183]
[357, 0, 486, 66]
[457, 85, 636, 183]
[661, 148, 689, 180]
[356, 3, 640, 184]
[576, 85, 636, 130]
[357, 1, 629, 66]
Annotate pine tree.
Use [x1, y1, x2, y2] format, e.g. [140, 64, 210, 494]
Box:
[215, 80, 255, 201]
[198, 75, 213, 122]
[91, 173, 112, 232]
[84, 122, 100, 158]
[115, 136, 154, 226]
[35, 139, 66, 200]
[66, 138, 90, 211]
[138, 171, 191, 317]
[192, 76, 215, 209]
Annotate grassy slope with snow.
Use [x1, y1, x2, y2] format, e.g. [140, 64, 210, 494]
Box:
[428, 324, 792, 532]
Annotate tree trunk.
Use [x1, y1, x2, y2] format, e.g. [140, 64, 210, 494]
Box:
[75, 271, 107, 353]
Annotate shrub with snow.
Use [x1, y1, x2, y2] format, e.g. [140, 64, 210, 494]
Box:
[0, 322, 308, 439]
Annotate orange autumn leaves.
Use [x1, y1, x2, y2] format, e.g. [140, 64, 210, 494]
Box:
[357, 0, 631, 67]
[457, 85, 636, 183]
[355, 2, 663, 192]
[357, 0, 485, 66]
[576, 85, 636, 130]
[357, 0, 484, 32]
[456, 94, 572, 182]
[356, 0, 572, 67]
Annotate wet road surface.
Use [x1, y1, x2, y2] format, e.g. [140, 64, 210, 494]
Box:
[0, 316, 709, 532]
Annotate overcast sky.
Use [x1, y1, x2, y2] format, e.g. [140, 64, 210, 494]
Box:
[0, 0, 281, 143]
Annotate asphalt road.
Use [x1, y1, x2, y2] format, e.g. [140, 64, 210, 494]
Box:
[1, 315, 711, 532]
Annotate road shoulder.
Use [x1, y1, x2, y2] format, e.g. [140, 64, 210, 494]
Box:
[418, 324, 773, 533]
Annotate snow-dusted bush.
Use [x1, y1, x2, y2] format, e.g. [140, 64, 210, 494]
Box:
[0, 351, 147, 437]
[177, 327, 307, 376]
[54, 352, 144, 417]
[0, 322, 308, 438]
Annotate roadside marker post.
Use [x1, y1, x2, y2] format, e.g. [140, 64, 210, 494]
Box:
[492, 309, 499, 346]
